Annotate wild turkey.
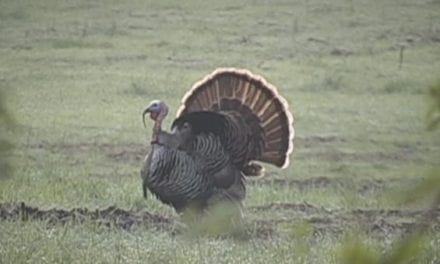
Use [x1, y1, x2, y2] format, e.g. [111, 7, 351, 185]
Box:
[141, 68, 294, 214]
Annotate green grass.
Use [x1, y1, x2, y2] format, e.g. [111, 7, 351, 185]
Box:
[1, 0, 440, 263]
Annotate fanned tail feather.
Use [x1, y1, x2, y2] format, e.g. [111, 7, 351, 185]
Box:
[177, 68, 294, 170]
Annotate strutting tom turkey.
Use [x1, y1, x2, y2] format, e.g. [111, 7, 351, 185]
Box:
[141, 68, 294, 214]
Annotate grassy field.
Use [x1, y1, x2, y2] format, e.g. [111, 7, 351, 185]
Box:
[1, 0, 440, 263]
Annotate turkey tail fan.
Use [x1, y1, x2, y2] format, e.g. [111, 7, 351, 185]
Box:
[177, 68, 294, 169]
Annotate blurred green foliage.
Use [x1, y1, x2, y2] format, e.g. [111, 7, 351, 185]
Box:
[383, 232, 427, 264]
[0, 88, 14, 179]
[339, 232, 428, 264]
[181, 202, 247, 239]
[403, 169, 440, 206]
[427, 81, 440, 130]
[339, 236, 379, 264]
[338, 81, 440, 264]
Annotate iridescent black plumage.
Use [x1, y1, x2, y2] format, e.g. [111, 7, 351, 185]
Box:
[141, 68, 294, 213]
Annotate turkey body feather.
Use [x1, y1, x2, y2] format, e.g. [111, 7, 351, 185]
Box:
[142, 144, 213, 212]
[141, 68, 294, 213]
[142, 132, 241, 212]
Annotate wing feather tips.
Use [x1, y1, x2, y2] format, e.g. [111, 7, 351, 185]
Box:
[261, 80, 294, 169]
[278, 100, 294, 169]
[258, 93, 294, 169]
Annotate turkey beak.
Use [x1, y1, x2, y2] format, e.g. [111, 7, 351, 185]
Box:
[142, 107, 151, 128]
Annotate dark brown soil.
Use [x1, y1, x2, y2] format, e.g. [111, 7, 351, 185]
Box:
[298, 148, 420, 163]
[250, 202, 440, 238]
[0, 202, 171, 231]
[249, 201, 327, 214]
[28, 142, 148, 162]
[2, 201, 438, 240]
[248, 176, 390, 194]
[294, 135, 343, 149]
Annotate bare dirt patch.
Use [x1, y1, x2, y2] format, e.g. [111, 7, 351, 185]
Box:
[299, 148, 421, 163]
[0, 202, 171, 231]
[249, 201, 326, 215]
[1, 201, 438, 240]
[248, 176, 389, 194]
[103, 144, 147, 162]
[295, 136, 425, 164]
[294, 135, 343, 149]
[251, 202, 440, 238]
[28, 142, 148, 162]
[0, 202, 275, 240]
[249, 176, 334, 189]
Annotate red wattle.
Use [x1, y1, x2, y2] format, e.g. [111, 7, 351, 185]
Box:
[150, 112, 159, 120]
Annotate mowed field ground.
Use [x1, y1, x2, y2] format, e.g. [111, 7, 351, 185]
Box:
[1, 0, 440, 263]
